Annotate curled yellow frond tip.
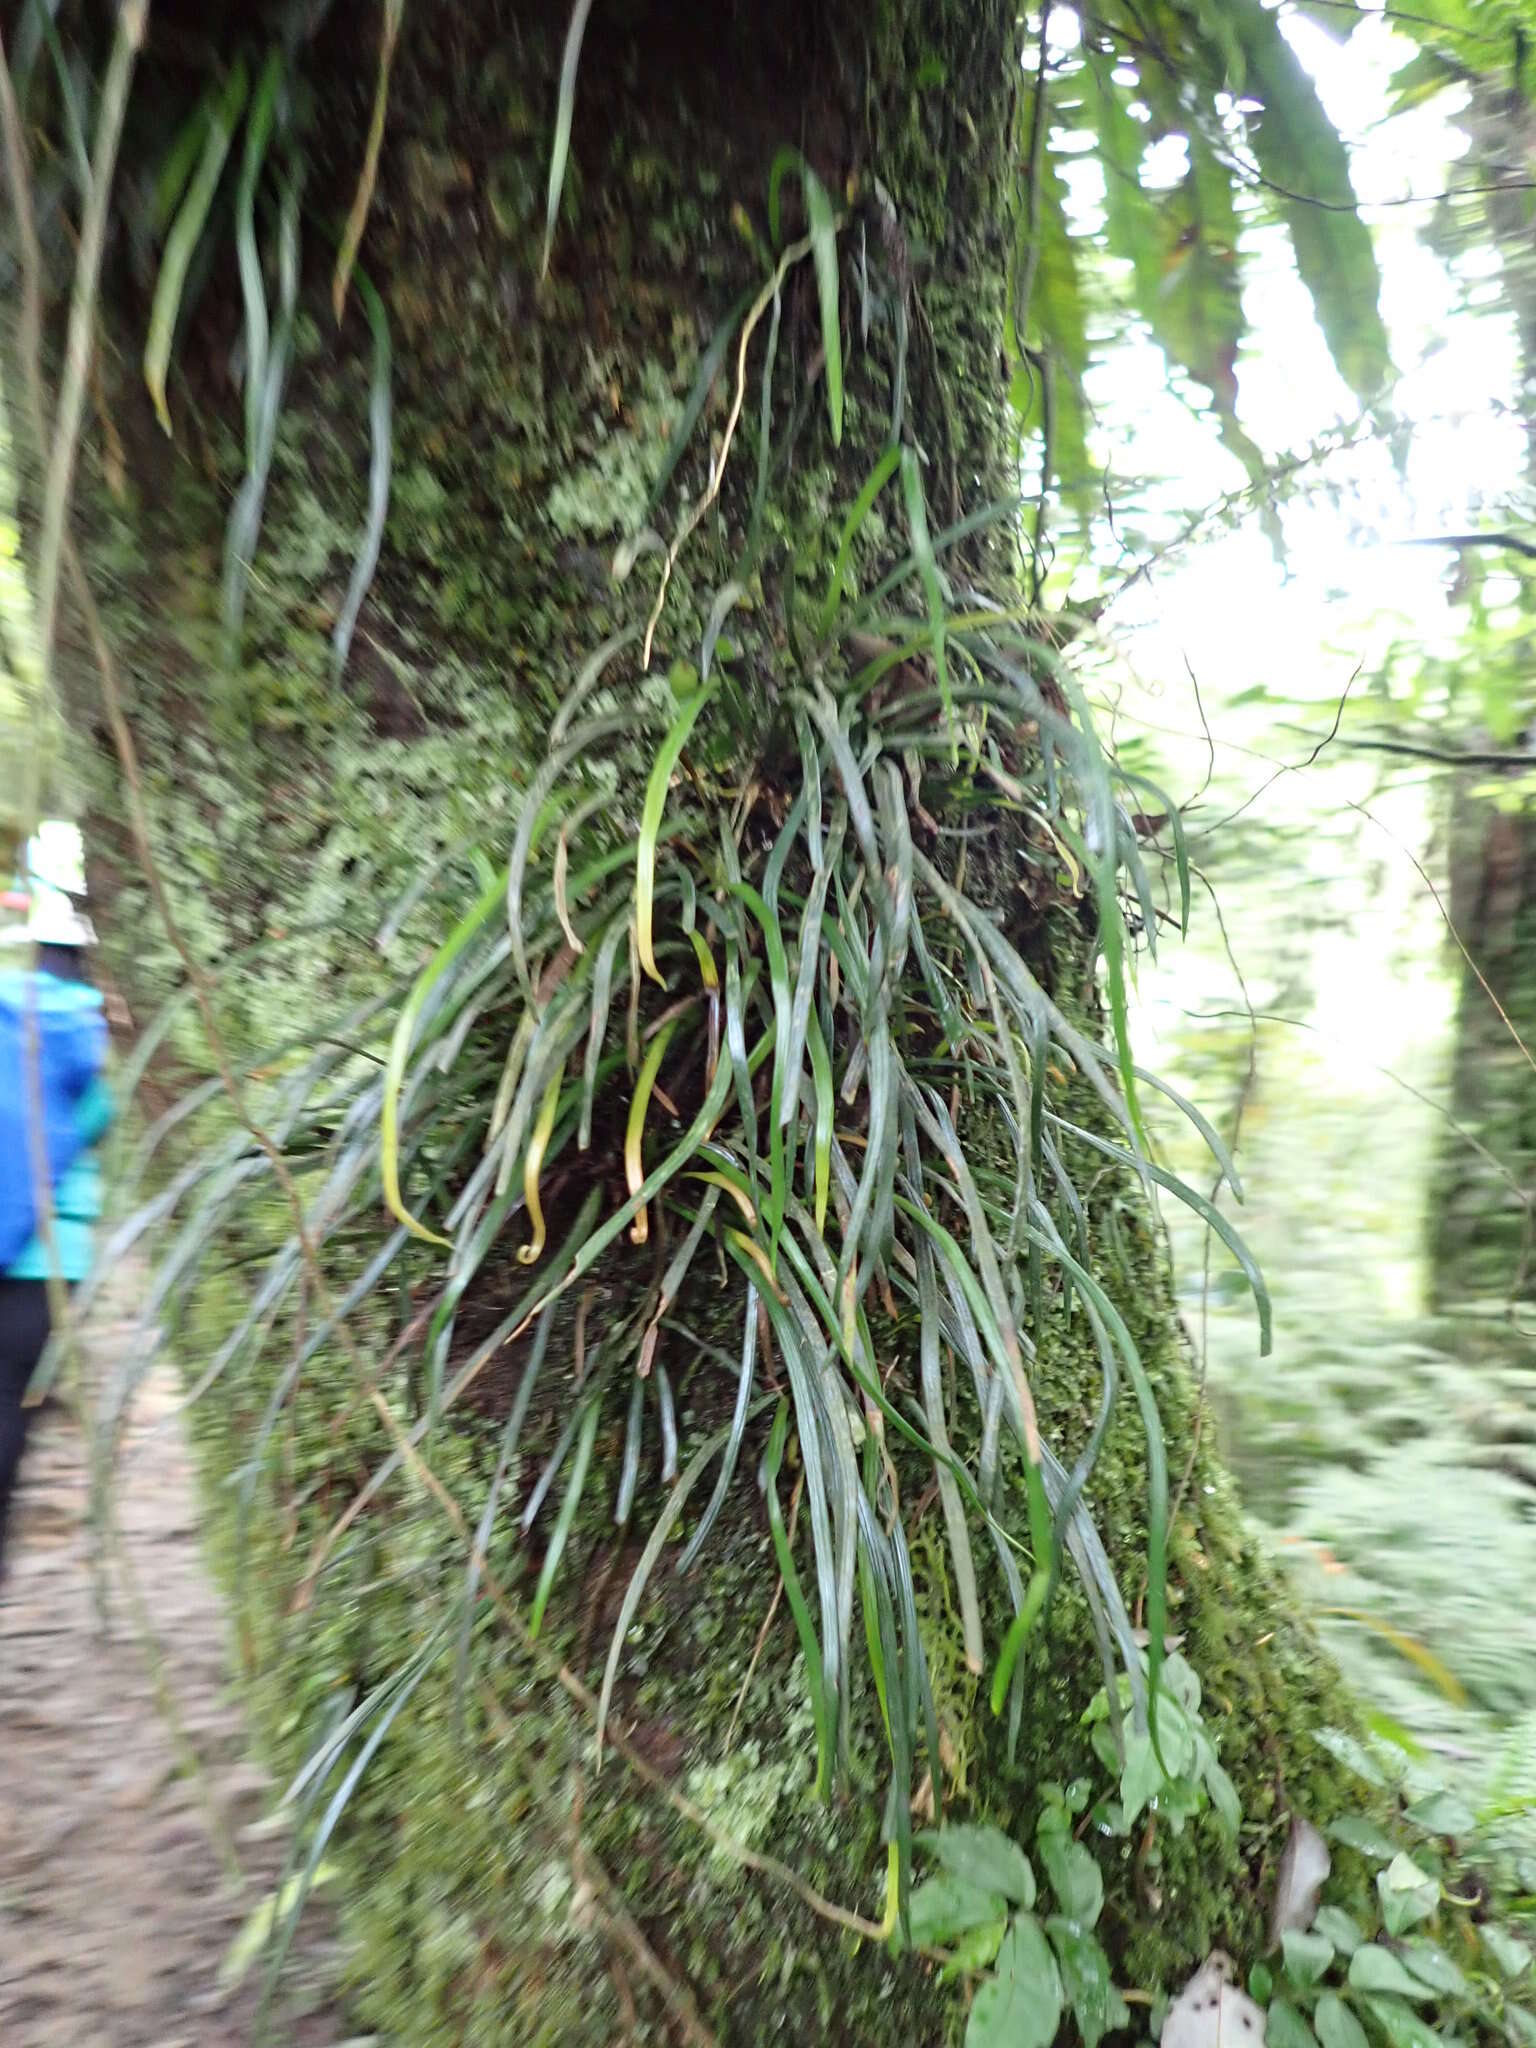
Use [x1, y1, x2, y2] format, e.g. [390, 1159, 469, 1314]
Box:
[687, 1170, 755, 1226]
[687, 926, 719, 992]
[388, 1202, 449, 1249]
[727, 1229, 786, 1303]
[625, 1016, 681, 1244]
[517, 1071, 563, 1266]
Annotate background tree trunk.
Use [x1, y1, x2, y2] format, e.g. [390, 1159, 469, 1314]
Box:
[1431, 781, 1536, 1311]
[57, 2, 1363, 2039]
[1426, 80, 1536, 1315]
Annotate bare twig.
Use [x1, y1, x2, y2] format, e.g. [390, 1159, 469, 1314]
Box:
[1401, 531, 1536, 560]
[332, 0, 403, 323]
[1184, 656, 1216, 807]
[1340, 737, 1536, 769]
[643, 230, 816, 669]
[1192, 662, 1362, 840]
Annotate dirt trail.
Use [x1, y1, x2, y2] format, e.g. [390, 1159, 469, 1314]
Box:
[0, 1314, 349, 2047]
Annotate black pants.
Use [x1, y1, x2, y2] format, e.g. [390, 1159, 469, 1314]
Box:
[0, 1278, 51, 1568]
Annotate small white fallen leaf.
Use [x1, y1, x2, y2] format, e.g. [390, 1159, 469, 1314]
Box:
[1162, 1951, 1268, 2048]
[1270, 1816, 1331, 1946]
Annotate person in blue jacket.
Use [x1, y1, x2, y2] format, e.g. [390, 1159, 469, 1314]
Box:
[0, 895, 110, 1569]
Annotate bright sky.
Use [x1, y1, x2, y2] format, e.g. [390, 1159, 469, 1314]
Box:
[1100, 8, 1521, 713]
[1073, 4, 1524, 1100]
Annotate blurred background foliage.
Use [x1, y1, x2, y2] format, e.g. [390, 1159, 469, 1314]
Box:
[1070, 0, 1536, 1856]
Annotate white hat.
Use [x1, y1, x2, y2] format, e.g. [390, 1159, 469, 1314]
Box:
[0, 891, 98, 949]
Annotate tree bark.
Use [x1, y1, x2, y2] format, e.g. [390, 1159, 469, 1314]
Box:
[1425, 80, 1536, 1314]
[50, 2, 1363, 2040]
[1431, 779, 1536, 1311]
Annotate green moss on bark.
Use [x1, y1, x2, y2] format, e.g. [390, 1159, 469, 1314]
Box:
[74, 0, 1371, 2039]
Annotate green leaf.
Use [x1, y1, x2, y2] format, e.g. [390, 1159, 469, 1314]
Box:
[804, 165, 843, 445]
[233, 48, 282, 464]
[1315, 1729, 1389, 1789]
[940, 1918, 1009, 1983]
[1117, 1698, 1201, 1827]
[1188, 0, 1249, 83]
[1314, 1908, 1367, 1958]
[1011, 150, 1090, 513]
[144, 60, 250, 434]
[1251, 1964, 1276, 2005]
[1160, 1652, 1202, 1714]
[1399, 1940, 1469, 2001]
[381, 864, 506, 1245]
[636, 685, 716, 983]
[527, 1395, 600, 1637]
[1222, 0, 1389, 398]
[900, 447, 953, 739]
[331, 269, 392, 679]
[1269, 1998, 1322, 2048]
[762, 1399, 833, 1801]
[1148, 137, 1246, 424]
[150, 101, 212, 235]
[967, 1913, 1063, 2048]
[1036, 1814, 1102, 1927]
[1360, 1996, 1444, 2048]
[1082, 49, 1154, 298]
[1349, 1949, 1434, 2002]
[1481, 1926, 1533, 1981]
[1365, 1713, 1429, 1764]
[907, 1874, 1010, 1949]
[818, 445, 900, 632]
[770, 151, 856, 448]
[542, 0, 594, 275]
[1329, 1816, 1399, 1861]
[1204, 1758, 1241, 1838]
[1047, 1917, 1129, 2048]
[1316, 1993, 1371, 2048]
[595, 1403, 761, 1758]
[1377, 1854, 1438, 1937]
[921, 1825, 1036, 1908]
[1284, 1930, 1338, 1989]
[1403, 1792, 1476, 1838]
[989, 1568, 1051, 1718]
[260, 1639, 443, 2010]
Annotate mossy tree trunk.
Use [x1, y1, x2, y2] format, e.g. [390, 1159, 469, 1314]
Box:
[62, 2, 1364, 2039]
[1431, 781, 1536, 1312]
